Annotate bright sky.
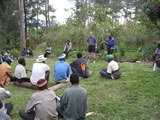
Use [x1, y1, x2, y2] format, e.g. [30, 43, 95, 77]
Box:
[50, 0, 74, 24]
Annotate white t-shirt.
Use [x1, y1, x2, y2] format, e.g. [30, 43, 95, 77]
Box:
[107, 60, 119, 74]
[14, 64, 27, 79]
[30, 62, 50, 85]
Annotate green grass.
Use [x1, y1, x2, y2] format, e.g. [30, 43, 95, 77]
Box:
[6, 57, 160, 120]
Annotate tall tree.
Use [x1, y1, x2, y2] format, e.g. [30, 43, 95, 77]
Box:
[19, 0, 26, 49]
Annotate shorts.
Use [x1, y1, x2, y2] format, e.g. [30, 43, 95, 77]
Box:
[88, 45, 95, 53]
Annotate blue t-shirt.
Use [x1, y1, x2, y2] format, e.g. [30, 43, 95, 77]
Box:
[54, 60, 70, 80]
[108, 37, 115, 47]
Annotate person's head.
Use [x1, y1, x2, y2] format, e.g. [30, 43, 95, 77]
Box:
[36, 55, 47, 63]
[5, 57, 13, 65]
[67, 40, 70, 44]
[18, 57, 26, 66]
[70, 73, 79, 85]
[77, 52, 82, 58]
[36, 79, 48, 90]
[108, 33, 112, 39]
[58, 54, 66, 61]
[23, 48, 26, 50]
[106, 54, 114, 62]
[157, 42, 160, 48]
[89, 32, 93, 37]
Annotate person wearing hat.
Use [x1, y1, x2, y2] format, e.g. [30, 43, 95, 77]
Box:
[54, 54, 70, 83]
[57, 73, 87, 120]
[30, 55, 50, 85]
[19, 79, 58, 120]
[107, 33, 115, 55]
[0, 57, 13, 86]
[100, 54, 121, 79]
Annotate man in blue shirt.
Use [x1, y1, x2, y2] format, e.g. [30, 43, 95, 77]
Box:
[54, 54, 70, 83]
[107, 33, 115, 55]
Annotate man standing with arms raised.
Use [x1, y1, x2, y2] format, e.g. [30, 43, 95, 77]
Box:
[87, 32, 97, 63]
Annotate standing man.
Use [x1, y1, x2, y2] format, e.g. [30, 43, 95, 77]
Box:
[107, 33, 115, 55]
[87, 32, 97, 63]
[57, 73, 87, 120]
[30, 55, 50, 85]
[54, 54, 70, 83]
[19, 79, 58, 120]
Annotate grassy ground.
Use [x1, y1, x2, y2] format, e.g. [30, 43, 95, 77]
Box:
[6, 56, 160, 120]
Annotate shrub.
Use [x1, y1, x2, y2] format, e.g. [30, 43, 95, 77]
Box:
[10, 48, 21, 59]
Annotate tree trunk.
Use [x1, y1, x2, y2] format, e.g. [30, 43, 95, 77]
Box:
[19, 0, 26, 50]
[24, 0, 27, 40]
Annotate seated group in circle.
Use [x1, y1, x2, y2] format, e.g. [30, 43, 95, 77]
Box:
[0, 51, 121, 119]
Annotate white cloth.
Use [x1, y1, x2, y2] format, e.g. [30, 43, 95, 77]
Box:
[14, 64, 27, 79]
[107, 60, 119, 74]
[0, 87, 11, 113]
[30, 63, 50, 85]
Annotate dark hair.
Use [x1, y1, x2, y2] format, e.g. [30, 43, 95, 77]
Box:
[77, 52, 82, 58]
[70, 73, 79, 85]
[18, 58, 26, 66]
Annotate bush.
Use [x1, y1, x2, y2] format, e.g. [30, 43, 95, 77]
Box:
[10, 48, 21, 58]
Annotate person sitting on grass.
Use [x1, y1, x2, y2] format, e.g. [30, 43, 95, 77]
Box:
[100, 54, 121, 79]
[13, 58, 31, 83]
[30, 55, 50, 86]
[54, 54, 70, 84]
[0, 57, 13, 86]
[0, 84, 13, 117]
[44, 44, 52, 58]
[19, 79, 58, 120]
[0, 100, 12, 120]
[64, 40, 72, 59]
[57, 73, 87, 120]
[21, 48, 27, 56]
[153, 42, 160, 71]
[70, 52, 93, 78]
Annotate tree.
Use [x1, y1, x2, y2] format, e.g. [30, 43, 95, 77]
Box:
[19, 0, 26, 49]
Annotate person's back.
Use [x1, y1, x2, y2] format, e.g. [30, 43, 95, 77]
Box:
[0, 62, 12, 86]
[59, 74, 87, 120]
[54, 61, 70, 80]
[31, 62, 49, 85]
[107, 60, 119, 73]
[26, 89, 57, 120]
[14, 64, 27, 79]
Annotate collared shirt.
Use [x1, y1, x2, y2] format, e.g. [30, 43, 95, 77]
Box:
[54, 61, 70, 81]
[107, 60, 119, 74]
[25, 89, 58, 120]
[30, 63, 50, 85]
[87, 36, 96, 46]
[14, 64, 27, 79]
[60, 85, 87, 120]
[0, 62, 12, 86]
[108, 37, 115, 47]
[0, 87, 11, 113]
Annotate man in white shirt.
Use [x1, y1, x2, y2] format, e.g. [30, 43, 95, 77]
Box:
[13, 58, 31, 83]
[30, 55, 50, 85]
[100, 54, 121, 79]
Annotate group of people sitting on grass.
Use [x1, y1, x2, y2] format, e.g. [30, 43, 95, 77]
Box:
[21, 48, 33, 57]
[0, 50, 121, 119]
